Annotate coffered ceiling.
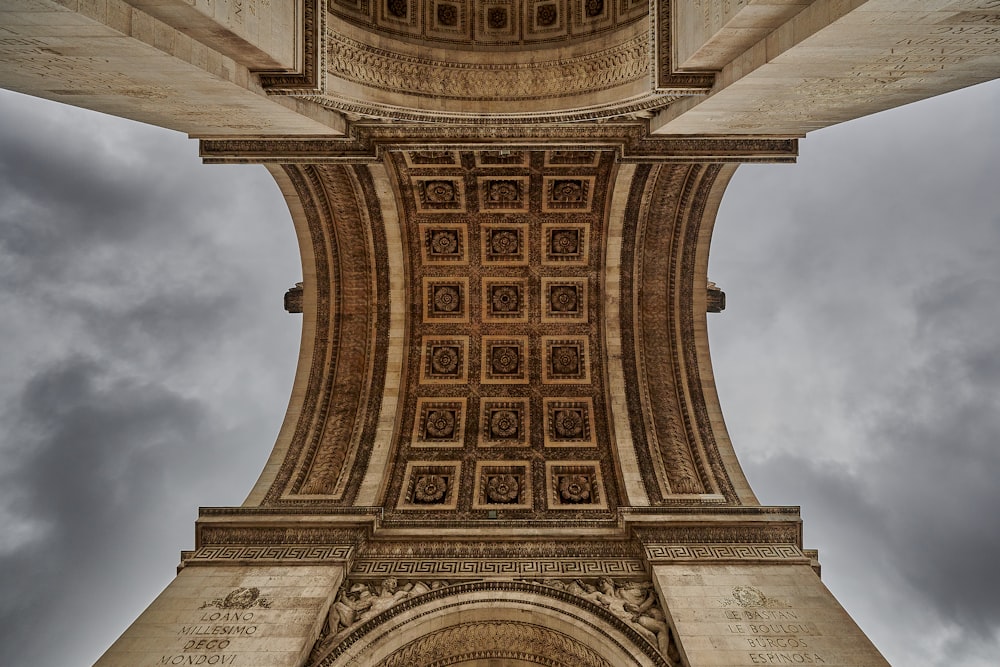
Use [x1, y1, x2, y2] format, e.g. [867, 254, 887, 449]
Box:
[252, 149, 760, 520]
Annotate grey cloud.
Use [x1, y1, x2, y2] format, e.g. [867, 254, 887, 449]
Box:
[7, 356, 206, 533]
[3, 78, 1000, 666]
[711, 80, 1000, 665]
[0, 89, 301, 666]
[0, 355, 211, 665]
[868, 278, 1000, 636]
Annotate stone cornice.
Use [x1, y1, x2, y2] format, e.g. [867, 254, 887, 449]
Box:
[188, 507, 804, 557]
[200, 127, 797, 164]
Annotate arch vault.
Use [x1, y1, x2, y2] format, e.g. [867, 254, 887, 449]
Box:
[3, 0, 998, 665]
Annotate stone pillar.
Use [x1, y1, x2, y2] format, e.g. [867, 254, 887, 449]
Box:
[653, 0, 1000, 135]
[651, 562, 889, 667]
[95, 563, 345, 667]
[0, 0, 342, 136]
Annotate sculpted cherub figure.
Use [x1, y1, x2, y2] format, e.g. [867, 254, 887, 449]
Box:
[326, 577, 416, 636]
[572, 578, 676, 659]
[357, 577, 412, 623]
[327, 583, 374, 635]
[621, 585, 674, 659]
[568, 578, 600, 599]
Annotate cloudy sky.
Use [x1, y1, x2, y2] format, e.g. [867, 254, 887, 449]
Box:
[0, 80, 998, 666]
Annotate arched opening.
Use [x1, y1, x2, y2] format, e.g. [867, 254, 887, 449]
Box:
[310, 581, 673, 667]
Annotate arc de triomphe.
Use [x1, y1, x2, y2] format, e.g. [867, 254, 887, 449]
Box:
[3, 2, 999, 665]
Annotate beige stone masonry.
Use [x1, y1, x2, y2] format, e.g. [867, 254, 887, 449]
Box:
[95, 564, 344, 667]
[653, 563, 890, 666]
[655, 0, 1000, 134]
[674, 0, 816, 71]
[0, 0, 342, 136]
[123, 0, 298, 71]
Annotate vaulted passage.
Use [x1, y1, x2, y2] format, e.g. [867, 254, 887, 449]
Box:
[248, 151, 757, 519]
[3, 1, 981, 665]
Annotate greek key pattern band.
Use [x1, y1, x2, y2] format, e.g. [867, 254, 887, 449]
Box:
[188, 545, 354, 563]
[351, 558, 647, 577]
[644, 543, 805, 562]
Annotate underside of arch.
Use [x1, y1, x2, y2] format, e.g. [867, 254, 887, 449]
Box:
[309, 581, 675, 667]
[241, 147, 765, 516]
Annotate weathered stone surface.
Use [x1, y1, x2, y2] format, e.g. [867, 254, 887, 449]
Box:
[655, 0, 1000, 134]
[2, 1, 996, 665]
[95, 565, 345, 667]
[652, 563, 890, 666]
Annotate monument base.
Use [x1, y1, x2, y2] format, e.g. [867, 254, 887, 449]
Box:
[96, 564, 345, 667]
[654, 563, 889, 666]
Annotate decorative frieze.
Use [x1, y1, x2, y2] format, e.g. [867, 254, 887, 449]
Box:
[307, 579, 675, 667]
[188, 545, 355, 564]
[644, 543, 806, 563]
[351, 558, 646, 577]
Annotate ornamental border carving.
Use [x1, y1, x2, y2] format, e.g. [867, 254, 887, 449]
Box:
[261, 0, 325, 93]
[644, 543, 806, 562]
[631, 524, 802, 546]
[674, 164, 742, 500]
[259, 165, 391, 504]
[326, 32, 649, 101]
[632, 165, 699, 498]
[187, 545, 355, 563]
[617, 163, 658, 501]
[357, 538, 643, 559]
[297, 165, 382, 498]
[651, 0, 715, 90]
[196, 526, 370, 547]
[305, 90, 686, 125]
[619, 164, 742, 502]
[259, 165, 334, 502]
[309, 580, 672, 667]
[351, 558, 647, 577]
[670, 164, 728, 496]
[200, 129, 797, 164]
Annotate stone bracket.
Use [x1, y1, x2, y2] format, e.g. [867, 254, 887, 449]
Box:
[652, 0, 717, 90]
[259, 0, 325, 93]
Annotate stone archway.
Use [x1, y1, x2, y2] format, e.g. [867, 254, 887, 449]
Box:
[310, 581, 673, 667]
